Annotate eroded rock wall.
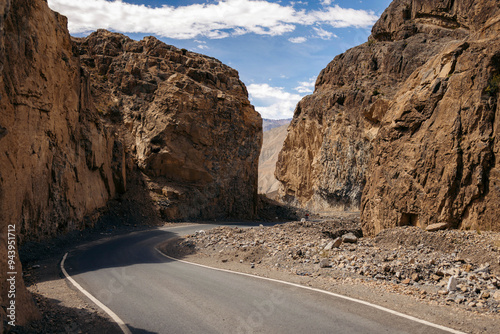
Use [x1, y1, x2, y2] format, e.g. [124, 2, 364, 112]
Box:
[276, 0, 500, 234]
[73, 31, 262, 220]
[276, 0, 466, 212]
[0, 0, 125, 326]
[362, 0, 500, 235]
[1, 0, 261, 329]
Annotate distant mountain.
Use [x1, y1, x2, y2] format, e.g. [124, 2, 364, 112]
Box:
[262, 118, 292, 132]
[258, 121, 290, 195]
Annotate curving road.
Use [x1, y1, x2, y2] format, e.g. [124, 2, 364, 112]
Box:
[63, 223, 462, 334]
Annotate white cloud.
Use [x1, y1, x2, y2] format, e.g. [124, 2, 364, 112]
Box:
[247, 83, 302, 119]
[313, 27, 337, 40]
[307, 5, 376, 28]
[47, 0, 378, 39]
[294, 76, 316, 94]
[288, 36, 307, 43]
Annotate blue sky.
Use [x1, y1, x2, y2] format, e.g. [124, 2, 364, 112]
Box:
[48, 0, 392, 119]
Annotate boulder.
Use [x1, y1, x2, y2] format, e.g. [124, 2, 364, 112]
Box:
[492, 291, 500, 301]
[319, 259, 330, 268]
[324, 237, 342, 250]
[342, 233, 358, 244]
[447, 276, 458, 291]
[425, 223, 450, 232]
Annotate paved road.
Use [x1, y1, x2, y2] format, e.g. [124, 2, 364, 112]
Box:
[64, 223, 458, 334]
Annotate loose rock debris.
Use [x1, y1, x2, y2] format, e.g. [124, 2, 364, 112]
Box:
[170, 219, 500, 315]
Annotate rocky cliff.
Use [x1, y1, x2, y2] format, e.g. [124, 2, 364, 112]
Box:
[1, 0, 261, 329]
[0, 0, 125, 327]
[362, 0, 500, 235]
[276, 0, 500, 234]
[73, 30, 262, 220]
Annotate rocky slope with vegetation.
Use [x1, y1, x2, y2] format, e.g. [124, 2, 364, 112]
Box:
[276, 0, 500, 235]
[0, 0, 261, 330]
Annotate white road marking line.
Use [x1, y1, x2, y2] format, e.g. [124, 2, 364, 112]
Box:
[60, 253, 132, 334]
[156, 248, 466, 334]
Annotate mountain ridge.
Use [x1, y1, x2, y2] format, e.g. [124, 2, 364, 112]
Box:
[259, 122, 289, 195]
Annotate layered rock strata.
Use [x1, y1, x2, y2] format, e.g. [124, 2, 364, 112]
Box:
[276, 0, 500, 234]
[73, 30, 262, 220]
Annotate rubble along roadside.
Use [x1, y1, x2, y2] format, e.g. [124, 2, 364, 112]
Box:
[160, 218, 500, 334]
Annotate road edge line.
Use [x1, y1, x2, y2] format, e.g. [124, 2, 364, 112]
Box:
[155, 248, 466, 334]
[60, 252, 132, 334]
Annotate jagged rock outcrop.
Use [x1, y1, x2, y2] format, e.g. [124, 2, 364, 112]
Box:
[1, 0, 261, 329]
[276, 0, 467, 213]
[0, 0, 125, 327]
[362, 0, 500, 235]
[73, 30, 262, 220]
[276, 0, 500, 234]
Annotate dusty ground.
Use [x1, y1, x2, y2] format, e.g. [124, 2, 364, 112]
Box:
[12, 255, 122, 334]
[162, 217, 500, 334]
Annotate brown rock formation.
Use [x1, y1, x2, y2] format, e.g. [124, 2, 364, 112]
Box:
[73, 30, 262, 220]
[276, 0, 500, 234]
[1, 0, 261, 329]
[362, 0, 500, 235]
[0, 0, 125, 327]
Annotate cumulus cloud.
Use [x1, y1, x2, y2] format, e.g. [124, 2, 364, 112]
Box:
[313, 27, 337, 40]
[294, 76, 317, 94]
[288, 36, 307, 43]
[247, 83, 302, 119]
[48, 0, 378, 39]
[307, 5, 376, 28]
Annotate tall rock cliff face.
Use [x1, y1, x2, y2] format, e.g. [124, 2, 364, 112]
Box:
[362, 0, 500, 235]
[0, 0, 125, 326]
[276, 0, 467, 213]
[73, 30, 262, 220]
[1, 0, 261, 328]
[276, 0, 500, 234]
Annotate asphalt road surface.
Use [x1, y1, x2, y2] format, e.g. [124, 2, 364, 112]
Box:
[63, 223, 461, 334]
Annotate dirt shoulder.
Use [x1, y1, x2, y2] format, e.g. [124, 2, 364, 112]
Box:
[12, 255, 122, 334]
[160, 218, 500, 334]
